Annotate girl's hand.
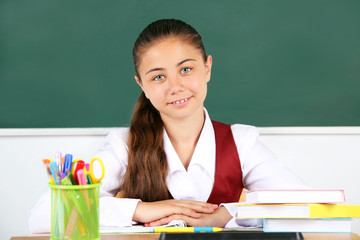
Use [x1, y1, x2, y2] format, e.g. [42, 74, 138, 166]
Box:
[132, 199, 218, 224]
[145, 206, 232, 227]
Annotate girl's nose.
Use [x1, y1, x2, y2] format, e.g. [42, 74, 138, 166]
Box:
[168, 76, 184, 94]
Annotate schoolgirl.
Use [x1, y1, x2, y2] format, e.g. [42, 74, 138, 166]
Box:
[29, 19, 307, 233]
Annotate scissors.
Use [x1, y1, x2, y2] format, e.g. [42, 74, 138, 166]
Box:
[84, 157, 105, 184]
[71, 157, 105, 184]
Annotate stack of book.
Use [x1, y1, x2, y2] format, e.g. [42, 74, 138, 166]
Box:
[236, 189, 360, 233]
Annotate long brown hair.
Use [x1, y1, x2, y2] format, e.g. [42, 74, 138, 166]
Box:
[119, 19, 207, 202]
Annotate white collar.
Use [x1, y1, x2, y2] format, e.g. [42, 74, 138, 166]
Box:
[164, 108, 216, 181]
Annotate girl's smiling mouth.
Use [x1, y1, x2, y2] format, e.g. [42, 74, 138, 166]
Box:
[169, 97, 192, 106]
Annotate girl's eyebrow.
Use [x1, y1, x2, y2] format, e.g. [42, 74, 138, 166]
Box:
[145, 59, 196, 75]
[146, 67, 165, 75]
[177, 58, 196, 67]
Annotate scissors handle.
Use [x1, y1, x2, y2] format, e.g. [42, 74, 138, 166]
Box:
[71, 159, 83, 175]
[89, 157, 105, 184]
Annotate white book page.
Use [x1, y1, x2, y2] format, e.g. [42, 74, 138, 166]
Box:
[100, 220, 187, 233]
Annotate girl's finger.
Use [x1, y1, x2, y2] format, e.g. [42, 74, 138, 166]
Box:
[174, 201, 218, 214]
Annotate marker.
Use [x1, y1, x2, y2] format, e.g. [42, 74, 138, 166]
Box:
[77, 169, 87, 185]
[42, 159, 55, 185]
[154, 227, 222, 233]
[66, 170, 77, 185]
[86, 174, 92, 184]
[50, 161, 61, 185]
[63, 154, 73, 175]
[73, 160, 85, 184]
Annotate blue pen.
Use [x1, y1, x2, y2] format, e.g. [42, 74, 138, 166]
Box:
[50, 161, 61, 185]
[63, 154, 73, 175]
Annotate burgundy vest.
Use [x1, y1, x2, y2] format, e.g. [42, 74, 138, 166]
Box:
[206, 121, 243, 205]
[168, 121, 244, 205]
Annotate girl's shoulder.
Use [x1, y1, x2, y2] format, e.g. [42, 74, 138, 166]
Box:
[229, 124, 260, 154]
[96, 127, 130, 160]
[105, 127, 130, 144]
[230, 123, 259, 138]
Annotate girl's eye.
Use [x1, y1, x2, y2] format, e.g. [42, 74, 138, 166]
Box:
[181, 67, 191, 74]
[153, 75, 165, 81]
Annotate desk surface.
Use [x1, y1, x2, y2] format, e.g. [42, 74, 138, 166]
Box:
[9, 233, 360, 240]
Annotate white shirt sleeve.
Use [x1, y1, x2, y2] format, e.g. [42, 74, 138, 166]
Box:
[222, 124, 309, 228]
[94, 129, 141, 227]
[28, 190, 51, 234]
[231, 124, 308, 189]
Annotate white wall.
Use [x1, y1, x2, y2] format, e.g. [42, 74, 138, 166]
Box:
[1, 127, 359, 239]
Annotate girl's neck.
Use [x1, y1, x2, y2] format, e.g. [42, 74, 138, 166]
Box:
[163, 109, 205, 142]
[162, 108, 205, 168]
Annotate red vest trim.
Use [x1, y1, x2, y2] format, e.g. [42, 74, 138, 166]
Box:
[206, 121, 244, 205]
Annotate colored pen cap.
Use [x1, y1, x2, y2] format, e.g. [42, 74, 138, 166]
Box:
[85, 163, 90, 171]
[73, 160, 85, 184]
[65, 154, 73, 161]
[49, 161, 61, 185]
[63, 154, 73, 174]
[42, 159, 51, 164]
[77, 169, 87, 185]
[86, 174, 92, 184]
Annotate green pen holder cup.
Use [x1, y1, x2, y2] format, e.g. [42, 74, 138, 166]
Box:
[49, 183, 101, 240]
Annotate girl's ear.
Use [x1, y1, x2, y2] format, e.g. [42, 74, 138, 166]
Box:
[135, 75, 143, 89]
[205, 55, 213, 83]
[135, 75, 148, 98]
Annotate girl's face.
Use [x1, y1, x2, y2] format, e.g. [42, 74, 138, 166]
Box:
[135, 37, 212, 123]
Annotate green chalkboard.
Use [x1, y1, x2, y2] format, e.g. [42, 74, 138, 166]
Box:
[1, 0, 359, 127]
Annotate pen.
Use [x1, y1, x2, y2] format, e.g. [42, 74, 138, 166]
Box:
[77, 169, 87, 185]
[63, 154, 73, 175]
[154, 227, 222, 233]
[73, 160, 85, 184]
[56, 152, 62, 173]
[50, 161, 61, 185]
[66, 170, 77, 185]
[42, 159, 55, 185]
[86, 174, 92, 184]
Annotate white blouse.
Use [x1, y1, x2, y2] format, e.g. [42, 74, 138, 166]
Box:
[28, 109, 308, 233]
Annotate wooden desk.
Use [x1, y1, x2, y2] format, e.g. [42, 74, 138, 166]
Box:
[9, 233, 360, 240]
